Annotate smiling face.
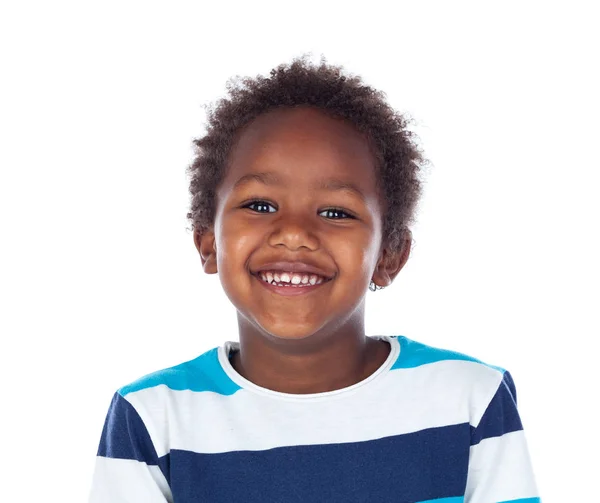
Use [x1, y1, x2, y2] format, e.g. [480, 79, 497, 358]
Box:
[195, 107, 409, 343]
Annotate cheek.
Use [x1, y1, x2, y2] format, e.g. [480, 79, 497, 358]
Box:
[216, 219, 257, 274]
[214, 221, 256, 307]
[332, 230, 379, 276]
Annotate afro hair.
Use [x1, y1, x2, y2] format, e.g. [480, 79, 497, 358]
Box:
[187, 55, 426, 254]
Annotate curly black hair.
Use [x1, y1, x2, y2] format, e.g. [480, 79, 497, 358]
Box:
[186, 55, 426, 254]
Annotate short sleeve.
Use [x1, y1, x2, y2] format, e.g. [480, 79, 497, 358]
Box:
[88, 392, 173, 503]
[465, 371, 541, 502]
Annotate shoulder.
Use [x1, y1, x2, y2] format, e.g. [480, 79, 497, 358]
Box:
[106, 345, 242, 456]
[390, 336, 514, 424]
[117, 344, 241, 400]
[392, 335, 506, 377]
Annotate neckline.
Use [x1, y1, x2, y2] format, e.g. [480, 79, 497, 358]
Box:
[217, 335, 400, 402]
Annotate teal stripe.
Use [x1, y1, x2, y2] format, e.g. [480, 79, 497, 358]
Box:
[392, 336, 506, 373]
[417, 497, 463, 503]
[498, 498, 541, 503]
[119, 348, 242, 396]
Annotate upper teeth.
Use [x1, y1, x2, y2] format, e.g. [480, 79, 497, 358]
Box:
[259, 271, 326, 285]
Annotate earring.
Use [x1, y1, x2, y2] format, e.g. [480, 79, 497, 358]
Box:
[369, 280, 385, 292]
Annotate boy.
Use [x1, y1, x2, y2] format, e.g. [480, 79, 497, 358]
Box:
[89, 57, 540, 502]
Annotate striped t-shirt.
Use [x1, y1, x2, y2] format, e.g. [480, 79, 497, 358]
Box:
[89, 335, 540, 502]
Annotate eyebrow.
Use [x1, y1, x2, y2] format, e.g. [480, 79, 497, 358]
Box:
[232, 171, 367, 202]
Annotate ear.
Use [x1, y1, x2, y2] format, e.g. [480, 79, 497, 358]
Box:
[371, 229, 412, 288]
[193, 227, 218, 275]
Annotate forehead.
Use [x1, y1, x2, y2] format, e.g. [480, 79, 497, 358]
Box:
[222, 107, 378, 192]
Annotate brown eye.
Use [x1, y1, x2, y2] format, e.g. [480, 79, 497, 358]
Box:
[319, 208, 354, 219]
[244, 200, 277, 213]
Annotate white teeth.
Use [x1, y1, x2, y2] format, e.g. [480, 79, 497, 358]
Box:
[257, 270, 330, 287]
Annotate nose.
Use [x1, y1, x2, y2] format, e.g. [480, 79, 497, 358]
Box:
[267, 213, 319, 251]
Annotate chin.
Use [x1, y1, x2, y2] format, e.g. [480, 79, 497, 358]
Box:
[260, 320, 324, 341]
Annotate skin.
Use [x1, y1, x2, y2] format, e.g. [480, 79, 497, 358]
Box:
[194, 107, 411, 394]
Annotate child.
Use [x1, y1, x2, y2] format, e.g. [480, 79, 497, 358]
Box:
[89, 57, 540, 502]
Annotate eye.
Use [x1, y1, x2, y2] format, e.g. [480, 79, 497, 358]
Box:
[243, 200, 277, 213]
[242, 200, 355, 219]
[319, 208, 355, 220]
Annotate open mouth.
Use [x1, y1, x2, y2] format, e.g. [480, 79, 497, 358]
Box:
[254, 270, 332, 288]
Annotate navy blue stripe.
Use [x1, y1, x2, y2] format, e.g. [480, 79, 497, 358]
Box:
[97, 392, 159, 465]
[470, 371, 523, 446]
[158, 453, 171, 486]
[502, 370, 518, 405]
[167, 424, 470, 503]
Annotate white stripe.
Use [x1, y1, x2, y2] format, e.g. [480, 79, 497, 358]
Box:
[125, 359, 503, 456]
[465, 430, 540, 502]
[88, 456, 173, 503]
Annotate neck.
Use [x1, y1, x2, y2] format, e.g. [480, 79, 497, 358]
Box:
[230, 314, 390, 394]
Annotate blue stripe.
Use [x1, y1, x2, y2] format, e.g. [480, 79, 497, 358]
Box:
[167, 423, 471, 502]
[498, 499, 541, 503]
[417, 497, 464, 503]
[393, 337, 506, 373]
[470, 371, 523, 445]
[119, 348, 242, 396]
[97, 392, 159, 465]
[158, 453, 170, 485]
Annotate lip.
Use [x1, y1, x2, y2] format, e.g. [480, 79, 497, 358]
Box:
[253, 272, 331, 296]
[252, 261, 335, 280]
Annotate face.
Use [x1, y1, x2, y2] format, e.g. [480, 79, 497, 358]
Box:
[196, 107, 408, 342]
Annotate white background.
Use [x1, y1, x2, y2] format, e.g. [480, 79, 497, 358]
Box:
[1, 1, 598, 501]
